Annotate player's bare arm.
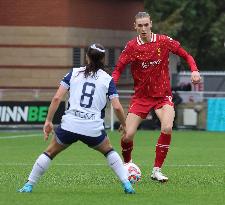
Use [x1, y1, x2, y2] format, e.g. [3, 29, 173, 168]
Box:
[43, 85, 67, 140]
[111, 97, 127, 136]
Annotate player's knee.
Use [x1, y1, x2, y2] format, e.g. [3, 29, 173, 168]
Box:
[124, 130, 135, 141]
[44, 151, 56, 159]
[122, 135, 133, 143]
[45, 148, 60, 159]
[161, 125, 172, 134]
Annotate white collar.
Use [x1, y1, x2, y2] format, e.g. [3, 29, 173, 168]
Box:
[137, 33, 156, 45]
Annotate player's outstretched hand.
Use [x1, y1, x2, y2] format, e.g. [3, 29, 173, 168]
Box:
[191, 71, 201, 84]
[43, 121, 53, 141]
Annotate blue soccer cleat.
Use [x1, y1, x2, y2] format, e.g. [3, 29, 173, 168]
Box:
[122, 181, 135, 194]
[17, 182, 33, 193]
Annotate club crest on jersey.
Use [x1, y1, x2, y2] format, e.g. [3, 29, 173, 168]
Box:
[141, 59, 162, 69]
[157, 48, 161, 56]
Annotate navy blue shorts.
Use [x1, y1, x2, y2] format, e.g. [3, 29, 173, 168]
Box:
[54, 125, 107, 148]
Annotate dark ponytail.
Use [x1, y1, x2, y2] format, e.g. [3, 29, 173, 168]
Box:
[83, 43, 106, 78]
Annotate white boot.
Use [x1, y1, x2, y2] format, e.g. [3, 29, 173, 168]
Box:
[151, 167, 168, 182]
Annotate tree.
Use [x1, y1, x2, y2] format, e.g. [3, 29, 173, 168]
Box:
[144, 0, 225, 70]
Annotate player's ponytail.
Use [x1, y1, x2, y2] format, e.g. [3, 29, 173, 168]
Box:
[84, 43, 106, 78]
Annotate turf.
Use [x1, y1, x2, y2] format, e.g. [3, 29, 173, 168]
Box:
[0, 130, 224, 205]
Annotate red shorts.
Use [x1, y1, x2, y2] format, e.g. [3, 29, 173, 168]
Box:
[128, 95, 174, 119]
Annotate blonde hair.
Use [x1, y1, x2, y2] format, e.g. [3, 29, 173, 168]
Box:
[135, 11, 150, 21]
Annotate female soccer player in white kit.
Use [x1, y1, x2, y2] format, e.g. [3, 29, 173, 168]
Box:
[18, 43, 135, 194]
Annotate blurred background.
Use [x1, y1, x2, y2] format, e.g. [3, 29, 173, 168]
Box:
[0, 0, 224, 131]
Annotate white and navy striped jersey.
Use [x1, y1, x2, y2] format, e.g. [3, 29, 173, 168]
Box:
[60, 67, 118, 137]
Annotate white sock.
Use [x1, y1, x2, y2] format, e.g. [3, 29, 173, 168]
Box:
[28, 153, 52, 185]
[106, 151, 129, 183]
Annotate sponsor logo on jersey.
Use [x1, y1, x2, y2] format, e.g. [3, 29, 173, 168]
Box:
[141, 59, 162, 69]
[73, 109, 95, 120]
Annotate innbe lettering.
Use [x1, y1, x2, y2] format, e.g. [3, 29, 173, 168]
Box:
[0, 106, 48, 122]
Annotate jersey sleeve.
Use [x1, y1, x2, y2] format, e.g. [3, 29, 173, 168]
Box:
[162, 35, 198, 72]
[60, 69, 73, 90]
[118, 42, 135, 65]
[175, 47, 198, 71]
[107, 79, 119, 100]
[112, 42, 134, 84]
[162, 35, 181, 53]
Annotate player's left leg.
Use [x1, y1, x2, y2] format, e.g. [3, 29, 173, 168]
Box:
[152, 104, 175, 182]
[121, 113, 143, 163]
[95, 137, 135, 194]
[18, 136, 67, 193]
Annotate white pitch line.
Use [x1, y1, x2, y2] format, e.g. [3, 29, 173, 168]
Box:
[0, 162, 224, 167]
[165, 164, 219, 167]
[0, 134, 42, 139]
[0, 162, 105, 166]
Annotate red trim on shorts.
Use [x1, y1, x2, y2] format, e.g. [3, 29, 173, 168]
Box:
[154, 100, 174, 110]
[128, 96, 174, 119]
[128, 110, 147, 119]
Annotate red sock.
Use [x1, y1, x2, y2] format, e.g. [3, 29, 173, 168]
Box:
[121, 139, 133, 163]
[154, 132, 171, 168]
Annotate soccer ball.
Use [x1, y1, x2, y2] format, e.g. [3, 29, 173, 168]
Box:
[124, 162, 141, 184]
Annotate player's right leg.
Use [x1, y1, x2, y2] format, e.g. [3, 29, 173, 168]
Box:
[121, 113, 142, 163]
[18, 132, 68, 193]
[151, 104, 175, 182]
[95, 137, 135, 194]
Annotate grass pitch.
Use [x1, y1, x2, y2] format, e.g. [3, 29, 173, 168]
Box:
[0, 130, 224, 205]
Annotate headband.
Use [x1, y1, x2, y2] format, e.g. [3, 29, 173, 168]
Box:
[90, 44, 105, 53]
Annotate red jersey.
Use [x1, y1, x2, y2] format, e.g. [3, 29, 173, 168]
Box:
[112, 33, 198, 98]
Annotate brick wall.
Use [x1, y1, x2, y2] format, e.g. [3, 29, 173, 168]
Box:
[0, 0, 143, 91]
[0, 0, 144, 30]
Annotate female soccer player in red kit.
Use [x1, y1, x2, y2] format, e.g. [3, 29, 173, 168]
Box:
[112, 12, 201, 182]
